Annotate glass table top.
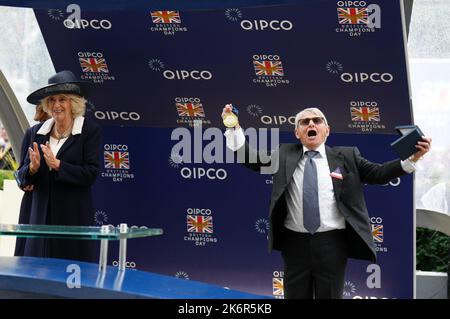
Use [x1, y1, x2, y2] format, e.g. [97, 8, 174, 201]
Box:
[0, 224, 163, 240]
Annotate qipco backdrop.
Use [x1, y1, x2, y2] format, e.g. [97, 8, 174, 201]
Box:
[33, 0, 413, 298]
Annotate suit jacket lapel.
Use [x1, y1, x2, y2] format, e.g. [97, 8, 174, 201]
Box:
[285, 144, 303, 185]
[326, 145, 345, 201]
[56, 135, 76, 158]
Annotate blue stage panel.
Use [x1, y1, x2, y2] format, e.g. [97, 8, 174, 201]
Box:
[0, 257, 269, 299]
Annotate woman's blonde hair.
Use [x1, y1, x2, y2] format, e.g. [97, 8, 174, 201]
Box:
[41, 94, 86, 117]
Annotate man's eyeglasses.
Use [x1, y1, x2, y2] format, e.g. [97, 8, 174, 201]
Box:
[298, 117, 325, 126]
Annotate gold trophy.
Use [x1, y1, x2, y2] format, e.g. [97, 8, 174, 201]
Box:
[223, 105, 239, 128]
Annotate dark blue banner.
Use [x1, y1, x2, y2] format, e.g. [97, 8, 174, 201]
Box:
[33, 0, 414, 298]
[1, 0, 342, 11]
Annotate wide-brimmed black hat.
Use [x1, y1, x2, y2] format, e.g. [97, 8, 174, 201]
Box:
[26, 70, 90, 105]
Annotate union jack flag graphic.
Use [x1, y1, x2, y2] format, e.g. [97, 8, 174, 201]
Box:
[253, 60, 284, 76]
[351, 107, 380, 122]
[150, 11, 181, 23]
[371, 224, 384, 243]
[176, 103, 205, 118]
[104, 151, 130, 169]
[79, 57, 109, 73]
[337, 7, 368, 25]
[187, 215, 213, 233]
[273, 278, 284, 296]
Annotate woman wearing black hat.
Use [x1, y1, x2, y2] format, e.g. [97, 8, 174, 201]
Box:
[16, 70, 102, 262]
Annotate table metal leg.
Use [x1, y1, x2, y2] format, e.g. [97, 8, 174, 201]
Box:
[119, 237, 127, 271]
[99, 239, 108, 272]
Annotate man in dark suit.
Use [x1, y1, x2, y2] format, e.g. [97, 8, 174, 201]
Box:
[222, 105, 431, 299]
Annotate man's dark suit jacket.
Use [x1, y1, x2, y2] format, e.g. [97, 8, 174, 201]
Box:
[239, 143, 408, 262]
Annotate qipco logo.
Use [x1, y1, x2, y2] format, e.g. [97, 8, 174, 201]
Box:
[64, 18, 112, 29]
[253, 54, 280, 62]
[370, 217, 383, 224]
[95, 111, 141, 121]
[64, 4, 111, 30]
[78, 51, 104, 59]
[104, 144, 128, 152]
[260, 115, 295, 126]
[163, 70, 212, 80]
[273, 270, 284, 278]
[240, 19, 293, 31]
[175, 97, 201, 103]
[180, 167, 227, 180]
[340, 72, 394, 83]
[112, 261, 136, 269]
[187, 208, 212, 216]
[336, 1, 367, 7]
[350, 101, 378, 108]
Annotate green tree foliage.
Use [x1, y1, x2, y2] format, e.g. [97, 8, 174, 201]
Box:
[416, 227, 450, 272]
[0, 169, 14, 190]
[0, 147, 18, 189]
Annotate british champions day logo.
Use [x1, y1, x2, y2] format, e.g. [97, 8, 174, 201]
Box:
[370, 217, 387, 253]
[252, 54, 290, 87]
[336, 1, 381, 37]
[175, 97, 211, 127]
[184, 208, 218, 246]
[78, 52, 115, 83]
[348, 100, 386, 132]
[150, 10, 188, 35]
[272, 271, 284, 299]
[101, 144, 135, 183]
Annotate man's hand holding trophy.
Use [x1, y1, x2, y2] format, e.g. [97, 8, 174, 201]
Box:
[222, 104, 240, 128]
